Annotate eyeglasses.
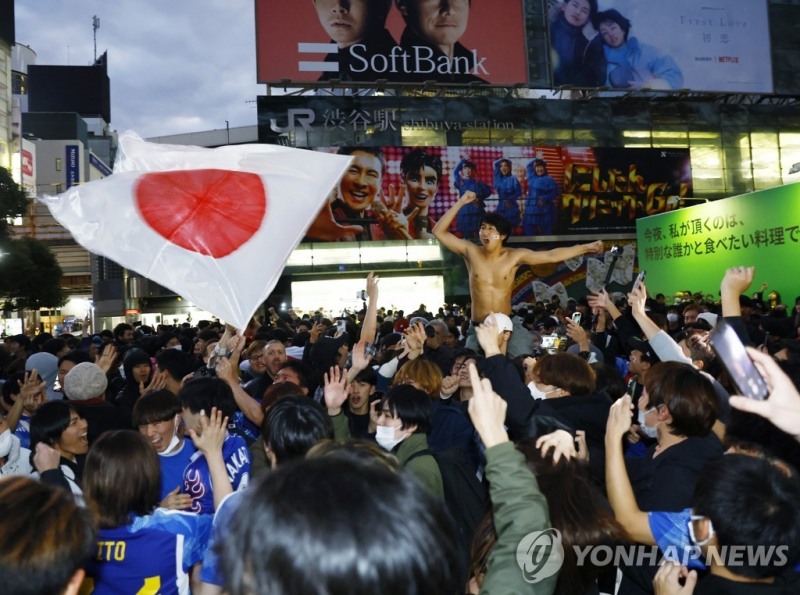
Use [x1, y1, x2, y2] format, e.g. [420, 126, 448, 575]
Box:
[687, 515, 714, 547]
[248, 353, 266, 362]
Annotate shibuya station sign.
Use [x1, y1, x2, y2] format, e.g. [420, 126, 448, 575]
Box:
[268, 107, 516, 134]
[255, 0, 528, 86]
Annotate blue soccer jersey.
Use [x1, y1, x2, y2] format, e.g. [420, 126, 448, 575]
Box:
[199, 489, 248, 587]
[82, 509, 213, 595]
[183, 433, 250, 514]
[159, 438, 197, 501]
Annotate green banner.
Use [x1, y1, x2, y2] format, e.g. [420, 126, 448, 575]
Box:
[636, 182, 800, 301]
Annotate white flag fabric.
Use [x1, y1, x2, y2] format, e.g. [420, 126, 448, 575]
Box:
[41, 132, 353, 329]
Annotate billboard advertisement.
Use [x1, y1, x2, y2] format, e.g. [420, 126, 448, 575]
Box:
[546, 0, 772, 93]
[636, 182, 800, 300]
[302, 145, 692, 243]
[255, 0, 527, 85]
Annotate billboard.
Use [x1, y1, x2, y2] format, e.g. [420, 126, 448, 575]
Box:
[302, 145, 692, 243]
[546, 0, 772, 93]
[255, 0, 527, 86]
[636, 182, 800, 300]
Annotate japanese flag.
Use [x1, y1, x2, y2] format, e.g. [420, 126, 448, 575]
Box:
[41, 132, 352, 329]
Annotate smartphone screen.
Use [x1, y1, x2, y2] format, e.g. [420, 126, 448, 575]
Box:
[709, 319, 769, 400]
[571, 312, 582, 325]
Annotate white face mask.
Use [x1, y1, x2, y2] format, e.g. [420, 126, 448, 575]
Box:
[667, 313, 679, 323]
[375, 425, 406, 452]
[528, 382, 548, 400]
[638, 408, 659, 439]
[0, 429, 14, 459]
[162, 416, 181, 455]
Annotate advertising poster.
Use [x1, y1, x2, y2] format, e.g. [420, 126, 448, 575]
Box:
[302, 145, 692, 242]
[636, 182, 800, 300]
[255, 0, 527, 85]
[546, 0, 772, 93]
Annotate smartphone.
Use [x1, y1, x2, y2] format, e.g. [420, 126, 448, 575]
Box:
[571, 312, 582, 325]
[356, 290, 367, 301]
[337, 319, 347, 334]
[633, 270, 646, 290]
[314, 313, 322, 324]
[709, 318, 769, 400]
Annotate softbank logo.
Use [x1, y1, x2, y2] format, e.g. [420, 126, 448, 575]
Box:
[296, 42, 489, 76]
[298, 43, 340, 74]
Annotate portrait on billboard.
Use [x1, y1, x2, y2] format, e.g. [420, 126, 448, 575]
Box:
[546, 0, 773, 93]
[303, 145, 693, 243]
[256, 0, 528, 85]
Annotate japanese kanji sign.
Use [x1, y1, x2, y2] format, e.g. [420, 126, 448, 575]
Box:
[636, 182, 800, 299]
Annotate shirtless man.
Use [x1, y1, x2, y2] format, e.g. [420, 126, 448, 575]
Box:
[433, 191, 603, 357]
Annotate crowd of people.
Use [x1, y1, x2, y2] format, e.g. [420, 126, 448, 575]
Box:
[1, 253, 800, 593]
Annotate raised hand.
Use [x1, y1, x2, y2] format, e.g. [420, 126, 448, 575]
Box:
[467, 363, 508, 448]
[188, 408, 228, 457]
[96, 343, 118, 374]
[536, 429, 577, 463]
[323, 366, 349, 416]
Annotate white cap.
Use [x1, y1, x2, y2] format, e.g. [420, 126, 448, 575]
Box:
[697, 312, 718, 327]
[485, 312, 513, 333]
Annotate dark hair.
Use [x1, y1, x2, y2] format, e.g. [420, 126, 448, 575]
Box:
[155, 349, 195, 382]
[113, 322, 133, 340]
[497, 158, 512, 171]
[382, 385, 432, 434]
[1, 371, 25, 407]
[260, 396, 333, 466]
[336, 146, 386, 175]
[533, 158, 548, 170]
[306, 439, 401, 473]
[41, 338, 66, 356]
[400, 149, 443, 180]
[0, 477, 96, 595]
[479, 212, 512, 243]
[132, 389, 182, 427]
[591, 362, 627, 401]
[30, 401, 76, 451]
[462, 159, 476, 170]
[220, 458, 460, 595]
[684, 330, 720, 377]
[83, 430, 161, 528]
[593, 9, 631, 39]
[179, 376, 238, 420]
[693, 454, 800, 579]
[534, 353, 597, 397]
[277, 360, 312, 390]
[122, 348, 153, 386]
[353, 366, 378, 386]
[645, 362, 717, 436]
[57, 349, 93, 369]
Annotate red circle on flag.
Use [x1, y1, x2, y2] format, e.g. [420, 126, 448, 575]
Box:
[135, 169, 267, 258]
